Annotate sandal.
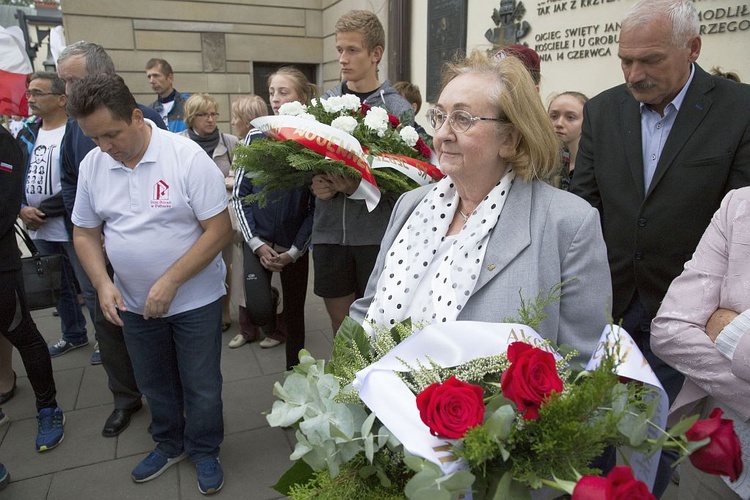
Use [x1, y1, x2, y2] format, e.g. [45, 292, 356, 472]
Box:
[222, 322, 231, 332]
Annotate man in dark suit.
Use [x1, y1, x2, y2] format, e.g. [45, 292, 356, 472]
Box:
[573, 0, 750, 396]
[571, 1, 750, 492]
[571, 0, 750, 476]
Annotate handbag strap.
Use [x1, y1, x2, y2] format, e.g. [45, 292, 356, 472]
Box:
[14, 221, 41, 257]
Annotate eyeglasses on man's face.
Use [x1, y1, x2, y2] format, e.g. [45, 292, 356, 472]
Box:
[25, 90, 62, 98]
[195, 112, 220, 119]
[426, 108, 505, 134]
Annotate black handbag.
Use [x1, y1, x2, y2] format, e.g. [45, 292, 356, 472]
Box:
[15, 222, 63, 311]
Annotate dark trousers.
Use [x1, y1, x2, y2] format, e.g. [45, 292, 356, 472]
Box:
[620, 293, 683, 498]
[69, 251, 142, 411]
[245, 246, 309, 370]
[0, 269, 57, 411]
[121, 299, 224, 462]
[276, 253, 309, 370]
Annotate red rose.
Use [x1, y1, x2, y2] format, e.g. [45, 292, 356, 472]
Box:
[572, 466, 654, 500]
[416, 376, 485, 439]
[415, 138, 432, 159]
[685, 407, 743, 481]
[388, 114, 400, 128]
[500, 342, 563, 420]
[359, 103, 371, 115]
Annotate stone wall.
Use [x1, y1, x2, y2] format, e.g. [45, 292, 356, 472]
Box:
[60, 0, 328, 132]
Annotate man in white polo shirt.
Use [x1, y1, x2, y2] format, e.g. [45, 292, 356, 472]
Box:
[68, 74, 231, 495]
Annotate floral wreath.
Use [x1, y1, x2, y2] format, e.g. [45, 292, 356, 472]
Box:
[233, 94, 442, 210]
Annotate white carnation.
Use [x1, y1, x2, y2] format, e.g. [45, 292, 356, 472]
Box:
[297, 113, 317, 121]
[339, 94, 361, 111]
[364, 106, 389, 137]
[310, 98, 318, 107]
[331, 116, 358, 134]
[323, 96, 344, 113]
[399, 126, 420, 147]
[321, 97, 335, 113]
[278, 101, 307, 116]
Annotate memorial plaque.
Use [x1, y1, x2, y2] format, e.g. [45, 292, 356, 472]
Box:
[426, 0, 468, 103]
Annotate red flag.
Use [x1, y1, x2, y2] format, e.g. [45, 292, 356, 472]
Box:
[0, 26, 32, 117]
[0, 69, 29, 116]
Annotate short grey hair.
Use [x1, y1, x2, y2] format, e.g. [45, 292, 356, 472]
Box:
[58, 41, 115, 75]
[622, 0, 699, 48]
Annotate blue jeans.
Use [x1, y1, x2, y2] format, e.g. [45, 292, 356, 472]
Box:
[121, 299, 224, 462]
[33, 240, 87, 344]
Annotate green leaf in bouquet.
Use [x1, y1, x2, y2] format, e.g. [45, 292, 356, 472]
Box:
[610, 383, 629, 414]
[436, 470, 475, 491]
[361, 412, 377, 438]
[359, 464, 378, 478]
[544, 473, 579, 495]
[493, 471, 513, 500]
[267, 374, 318, 427]
[404, 465, 453, 500]
[684, 436, 711, 454]
[666, 414, 700, 437]
[267, 399, 307, 428]
[485, 404, 516, 442]
[332, 316, 371, 362]
[375, 467, 393, 488]
[616, 409, 649, 446]
[362, 412, 378, 462]
[389, 317, 413, 345]
[272, 459, 315, 495]
[292, 430, 335, 470]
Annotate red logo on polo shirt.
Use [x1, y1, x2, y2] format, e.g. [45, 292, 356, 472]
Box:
[150, 180, 172, 208]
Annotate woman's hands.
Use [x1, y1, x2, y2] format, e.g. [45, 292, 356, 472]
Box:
[257, 244, 293, 272]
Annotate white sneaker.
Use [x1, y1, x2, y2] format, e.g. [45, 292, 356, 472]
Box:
[228, 334, 248, 348]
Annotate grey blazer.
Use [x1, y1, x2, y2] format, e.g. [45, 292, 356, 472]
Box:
[350, 178, 613, 365]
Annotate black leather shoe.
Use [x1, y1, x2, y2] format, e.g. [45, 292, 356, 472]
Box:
[102, 404, 142, 437]
[0, 372, 16, 405]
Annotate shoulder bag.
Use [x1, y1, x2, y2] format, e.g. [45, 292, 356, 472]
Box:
[14, 222, 63, 311]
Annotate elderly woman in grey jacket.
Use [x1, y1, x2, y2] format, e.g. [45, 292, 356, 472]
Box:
[350, 52, 612, 366]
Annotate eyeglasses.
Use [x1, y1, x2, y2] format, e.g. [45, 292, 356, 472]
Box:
[426, 108, 505, 134]
[25, 90, 62, 98]
[195, 112, 220, 119]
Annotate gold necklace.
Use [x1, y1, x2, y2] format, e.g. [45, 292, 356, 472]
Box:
[458, 209, 471, 223]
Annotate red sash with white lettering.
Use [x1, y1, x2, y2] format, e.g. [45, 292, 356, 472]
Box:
[370, 151, 444, 185]
[252, 115, 381, 211]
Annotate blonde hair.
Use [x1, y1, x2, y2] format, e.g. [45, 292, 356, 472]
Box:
[335, 10, 385, 54]
[268, 67, 317, 104]
[232, 95, 269, 125]
[183, 93, 218, 128]
[440, 51, 560, 181]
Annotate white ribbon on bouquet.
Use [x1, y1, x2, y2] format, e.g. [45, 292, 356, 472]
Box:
[353, 322, 667, 492]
